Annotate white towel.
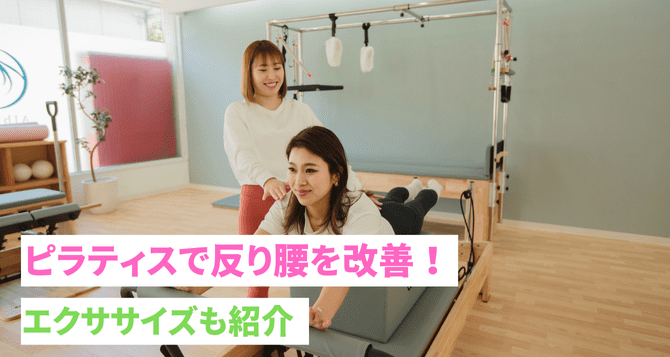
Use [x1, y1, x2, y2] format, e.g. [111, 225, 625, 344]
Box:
[325, 37, 343, 67]
[360, 46, 374, 73]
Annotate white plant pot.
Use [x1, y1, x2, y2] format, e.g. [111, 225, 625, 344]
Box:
[82, 176, 118, 214]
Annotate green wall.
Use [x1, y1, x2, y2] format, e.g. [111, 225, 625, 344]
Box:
[182, 0, 670, 238]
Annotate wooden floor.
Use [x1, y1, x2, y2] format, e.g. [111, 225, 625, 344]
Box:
[1, 188, 669, 356]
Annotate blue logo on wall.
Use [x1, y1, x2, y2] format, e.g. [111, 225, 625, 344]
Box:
[0, 50, 28, 109]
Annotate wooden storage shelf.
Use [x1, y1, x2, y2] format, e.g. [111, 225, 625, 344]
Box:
[0, 140, 72, 206]
[0, 177, 62, 191]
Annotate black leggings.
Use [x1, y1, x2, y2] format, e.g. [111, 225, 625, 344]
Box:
[379, 187, 438, 235]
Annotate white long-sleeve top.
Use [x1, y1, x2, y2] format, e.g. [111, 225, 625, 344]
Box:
[223, 99, 362, 191]
[258, 192, 394, 235]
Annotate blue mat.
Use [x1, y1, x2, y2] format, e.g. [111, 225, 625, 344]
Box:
[212, 194, 242, 209]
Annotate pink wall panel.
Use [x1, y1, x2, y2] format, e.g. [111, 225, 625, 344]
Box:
[89, 54, 177, 168]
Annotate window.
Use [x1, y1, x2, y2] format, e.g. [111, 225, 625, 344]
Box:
[1, 0, 68, 150]
[64, 0, 177, 172]
[0, 0, 178, 174]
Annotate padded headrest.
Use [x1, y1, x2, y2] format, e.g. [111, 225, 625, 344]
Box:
[326, 37, 343, 67]
[360, 46, 374, 73]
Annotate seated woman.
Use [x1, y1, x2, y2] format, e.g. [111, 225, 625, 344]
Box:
[178, 126, 444, 329]
[256, 126, 443, 330]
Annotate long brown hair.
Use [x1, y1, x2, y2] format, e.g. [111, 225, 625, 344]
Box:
[240, 40, 288, 102]
[284, 126, 355, 235]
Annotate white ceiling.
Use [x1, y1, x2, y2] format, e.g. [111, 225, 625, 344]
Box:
[160, 0, 253, 14]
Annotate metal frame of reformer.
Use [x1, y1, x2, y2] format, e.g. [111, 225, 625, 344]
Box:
[266, 0, 514, 242]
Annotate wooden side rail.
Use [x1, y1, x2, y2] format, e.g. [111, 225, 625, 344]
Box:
[0, 246, 20, 281]
[425, 242, 492, 357]
[216, 242, 493, 357]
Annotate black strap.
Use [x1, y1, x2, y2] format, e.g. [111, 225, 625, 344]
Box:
[282, 25, 289, 63]
[330, 13, 338, 37]
[362, 23, 371, 46]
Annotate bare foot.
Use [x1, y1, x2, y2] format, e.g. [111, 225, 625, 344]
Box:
[173, 287, 213, 295]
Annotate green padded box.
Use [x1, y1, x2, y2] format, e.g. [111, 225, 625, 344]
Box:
[290, 286, 425, 343]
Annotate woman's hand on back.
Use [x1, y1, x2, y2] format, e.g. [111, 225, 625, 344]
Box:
[263, 178, 289, 201]
[365, 190, 384, 210]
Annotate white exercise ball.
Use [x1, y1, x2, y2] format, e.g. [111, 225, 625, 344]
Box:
[14, 163, 32, 182]
[31, 160, 54, 179]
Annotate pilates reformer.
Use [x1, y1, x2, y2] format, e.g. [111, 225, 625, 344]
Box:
[268, 0, 515, 243]
[130, 177, 488, 356]
[0, 189, 96, 283]
[138, 1, 508, 356]
[0, 189, 101, 321]
[119, 240, 492, 357]
[259, 1, 507, 355]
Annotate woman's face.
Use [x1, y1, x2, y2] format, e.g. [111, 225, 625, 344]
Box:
[251, 55, 284, 100]
[288, 147, 339, 215]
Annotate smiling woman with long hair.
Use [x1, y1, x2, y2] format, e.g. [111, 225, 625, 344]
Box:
[255, 126, 393, 235]
[254, 126, 443, 330]
[255, 126, 442, 236]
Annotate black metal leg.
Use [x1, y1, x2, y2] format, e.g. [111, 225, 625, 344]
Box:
[159, 345, 170, 357]
[263, 345, 290, 357]
[159, 345, 185, 357]
[46, 224, 57, 235]
[263, 345, 274, 357]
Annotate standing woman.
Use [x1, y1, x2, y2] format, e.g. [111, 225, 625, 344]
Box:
[224, 40, 316, 236]
[223, 40, 363, 298]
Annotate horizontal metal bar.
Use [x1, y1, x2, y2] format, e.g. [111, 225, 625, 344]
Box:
[268, 24, 303, 33]
[267, 0, 487, 25]
[402, 9, 425, 22]
[298, 10, 496, 33]
[427, 9, 496, 21]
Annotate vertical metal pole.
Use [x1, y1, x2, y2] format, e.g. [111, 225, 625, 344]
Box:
[56, 0, 82, 172]
[488, 0, 503, 241]
[499, 10, 511, 224]
[266, 22, 271, 40]
[292, 32, 298, 90]
[499, 73, 509, 223]
[297, 31, 304, 102]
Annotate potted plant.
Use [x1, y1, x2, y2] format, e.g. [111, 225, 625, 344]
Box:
[60, 65, 117, 214]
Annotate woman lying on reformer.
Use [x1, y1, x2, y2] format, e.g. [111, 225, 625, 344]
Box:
[179, 126, 444, 329]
